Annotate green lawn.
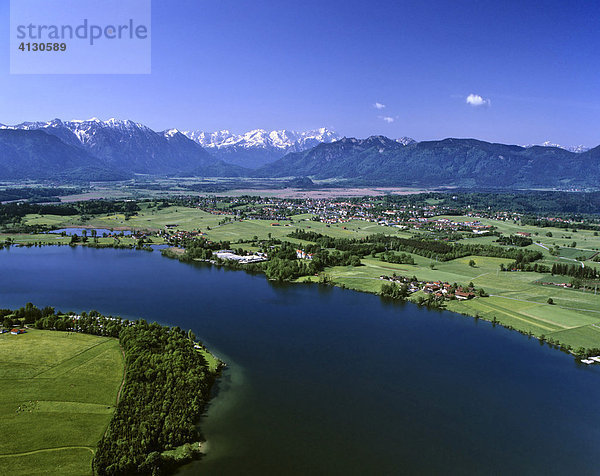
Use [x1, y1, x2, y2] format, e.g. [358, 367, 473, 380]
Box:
[0, 330, 124, 475]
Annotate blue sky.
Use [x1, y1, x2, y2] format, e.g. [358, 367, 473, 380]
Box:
[1, 0, 599, 146]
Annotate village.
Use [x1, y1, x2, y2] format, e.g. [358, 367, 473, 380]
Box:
[379, 274, 479, 301]
[188, 196, 591, 237]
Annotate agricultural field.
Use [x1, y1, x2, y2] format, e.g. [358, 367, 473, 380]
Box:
[204, 216, 408, 243]
[17, 205, 225, 234]
[449, 215, 600, 252]
[90, 206, 225, 232]
[8, 206, 407, 245]
[0, 330, 124, 475]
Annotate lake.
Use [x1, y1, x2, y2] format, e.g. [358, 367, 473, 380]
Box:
[1, 246, 600, 475]
[47, 227, 133, 236]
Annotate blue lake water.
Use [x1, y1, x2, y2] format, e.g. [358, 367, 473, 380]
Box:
[47, 228, 132, 236]
[1, 245, 599, 475]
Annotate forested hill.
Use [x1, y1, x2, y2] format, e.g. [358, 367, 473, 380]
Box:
[0, 125, 246, 181]
[254, 136, 600, 189]
[0, 130, 130, 181]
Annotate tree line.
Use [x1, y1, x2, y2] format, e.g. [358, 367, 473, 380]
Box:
[551, 262, 599, 280]
[496, 235, 533, 247]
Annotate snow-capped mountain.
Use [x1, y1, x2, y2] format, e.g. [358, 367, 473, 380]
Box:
[1, 118, 84, 149]
[0, 118, 242, 176]
[523, 141, 589, 153]
[182, 128, 341, 168]
[185, 127, 339, 150]
[396, 137, 417, 146]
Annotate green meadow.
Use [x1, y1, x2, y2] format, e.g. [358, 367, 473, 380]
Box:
[0, 330, 124, 475]
[14, 205, 407, 240]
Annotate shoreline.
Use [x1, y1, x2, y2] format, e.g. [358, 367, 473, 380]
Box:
[3, 240, 597, 360]
[163, 246, 595, 360]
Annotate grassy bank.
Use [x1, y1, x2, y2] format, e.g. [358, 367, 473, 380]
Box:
[0, 329, 124, 475]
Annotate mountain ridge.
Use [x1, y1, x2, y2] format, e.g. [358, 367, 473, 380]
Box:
[254, 135, 600, 189]
[0, 118, 598, 189]
[0, 129, 130, 181]
[0, 118, 244, 177]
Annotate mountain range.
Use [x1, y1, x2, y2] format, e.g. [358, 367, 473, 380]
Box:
[0, 118, 597, 189]
[0, 119, 244, 180]
[182, 128, 341, 168]
[254, 136, 600, 188]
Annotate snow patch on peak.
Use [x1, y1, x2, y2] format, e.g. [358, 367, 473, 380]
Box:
[164, 128, 181, 138]
[396, 136, 416, 146]
[182, 127, 341, 153]
[524, 141, 589, 153]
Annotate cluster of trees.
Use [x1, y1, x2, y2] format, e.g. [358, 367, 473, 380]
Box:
[35, 310, 124, 337]
[93, 322, 219, 475]
[264, 257, 313, 281]
[495, 235, 533, 247]
[175, 237, 225, 260]
[415, 294, 446, 309]
[288, 230, 379, 256]
[380, 252, 415, 265]
[262, 243, 363, 281]
[575, 346, 600, 358]
[0, 200, 140, 232]
[1, 303, 56, 327]
[380, 282, 410, 300]
[0, 200, 140, 222]
[368, 234, 543, 263]
[551, 263, 598, 280]
[0, 304, 125, 337]
[501, 261, 551, 273]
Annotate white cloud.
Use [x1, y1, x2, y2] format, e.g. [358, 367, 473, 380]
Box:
[380, 116, 395, 123]
[466, 94, 490, 107]
[373, 102, 386, 110]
